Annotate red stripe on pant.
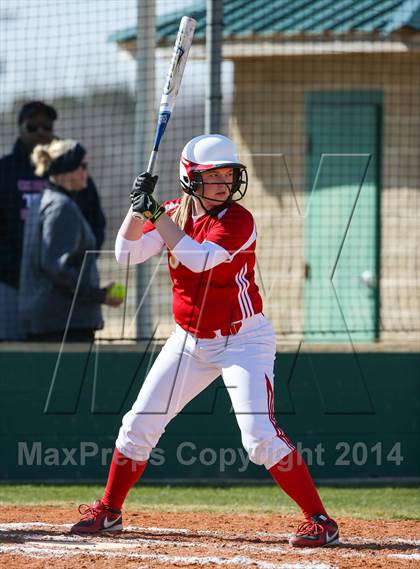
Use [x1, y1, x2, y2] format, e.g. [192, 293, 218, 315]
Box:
[265, 374, 295, 451]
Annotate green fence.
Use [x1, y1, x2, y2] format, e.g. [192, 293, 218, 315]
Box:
[1, 347, 419, 482]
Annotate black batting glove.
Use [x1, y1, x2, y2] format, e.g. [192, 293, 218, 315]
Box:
[130, 172, 164, 223]
[131, 172, 158, 195]
[131, 186, 165, 224]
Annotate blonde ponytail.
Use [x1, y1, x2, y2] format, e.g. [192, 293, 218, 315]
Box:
[172, 193, 193, 229]
[31, 145, 52, 177]
[31, 139, 78, 177]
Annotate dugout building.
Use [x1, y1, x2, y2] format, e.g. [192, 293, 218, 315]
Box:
[113, 0, 420, 346]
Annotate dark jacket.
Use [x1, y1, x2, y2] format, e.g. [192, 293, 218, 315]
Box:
[0, 139, 106, 288]
[19, 184, 106, 335]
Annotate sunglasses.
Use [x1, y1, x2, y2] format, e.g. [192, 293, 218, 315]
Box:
[79, 162, 89, 171]
[25, 122, 53, 133]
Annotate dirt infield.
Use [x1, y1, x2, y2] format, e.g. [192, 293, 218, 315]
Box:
[0, 507, 419, 568]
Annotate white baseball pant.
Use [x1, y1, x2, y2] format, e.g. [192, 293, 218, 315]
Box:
[116, 314, 294, 469]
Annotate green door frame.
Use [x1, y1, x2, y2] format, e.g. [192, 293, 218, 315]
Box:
[304, 90, 383, 342]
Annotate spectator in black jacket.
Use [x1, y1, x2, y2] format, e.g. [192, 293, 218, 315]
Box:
[19, 139, 121, 342]
[0, 101, 106, 340]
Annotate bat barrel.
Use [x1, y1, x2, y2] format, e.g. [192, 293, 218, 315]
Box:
[134, 16, 196, 214]
[147, 17, 196, 175]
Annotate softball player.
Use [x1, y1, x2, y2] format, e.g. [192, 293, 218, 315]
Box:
[71, 134, 339, 547]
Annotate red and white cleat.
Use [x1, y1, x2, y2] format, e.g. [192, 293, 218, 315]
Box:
[290, 514, 339, 547]
[70, 499, 123, 534]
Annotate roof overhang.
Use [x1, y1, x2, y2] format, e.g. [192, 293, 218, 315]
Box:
[115, 29, 420, 59]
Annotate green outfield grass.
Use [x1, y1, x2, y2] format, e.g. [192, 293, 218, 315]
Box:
[0, 485, 419, 520]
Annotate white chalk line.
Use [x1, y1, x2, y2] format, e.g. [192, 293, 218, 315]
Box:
[255, 530, 420, 547]
[0, 530, 329, 561]
[0, 545, 335, 569]
[0, 522, 419, 565]
[388, 553, 420, 561]
[4, 540, 420, 566]
[2, 534, 419, 564]
[0, 521, 419, 548]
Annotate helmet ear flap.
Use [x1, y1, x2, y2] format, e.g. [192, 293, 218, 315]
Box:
[181, 179, 199, 196]
[180, 158, 200, 195]
[188, 172, 203, 195]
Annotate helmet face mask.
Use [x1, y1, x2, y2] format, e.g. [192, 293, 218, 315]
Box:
[189, 166, 248, 204]
[179, 135, 248, 211]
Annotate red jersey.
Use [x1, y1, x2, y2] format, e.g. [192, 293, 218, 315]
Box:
[143, 200, 263, 334]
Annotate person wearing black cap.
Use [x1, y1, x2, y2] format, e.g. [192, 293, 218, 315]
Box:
[0, 101, 106, 340]
[18, 139, 121, 342]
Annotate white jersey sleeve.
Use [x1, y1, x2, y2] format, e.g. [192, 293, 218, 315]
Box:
[115, 231, 164, 265]
[171, 235, 231, 273]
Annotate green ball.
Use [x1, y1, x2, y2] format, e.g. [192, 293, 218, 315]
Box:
[110, 283, 126, 300]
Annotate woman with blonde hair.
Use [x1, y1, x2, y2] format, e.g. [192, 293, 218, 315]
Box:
[19, 139, 121, 342]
